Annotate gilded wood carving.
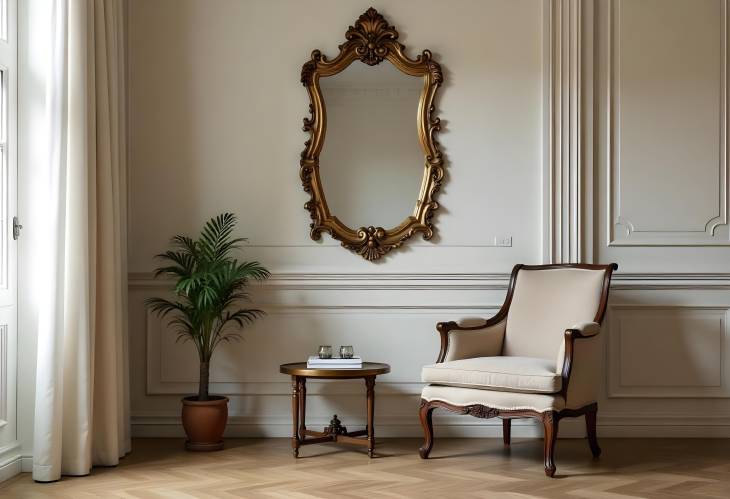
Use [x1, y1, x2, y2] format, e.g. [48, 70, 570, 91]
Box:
[299, 8, 445, 261]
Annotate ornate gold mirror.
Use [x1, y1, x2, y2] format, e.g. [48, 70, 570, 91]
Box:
[300, 8, 444, 261]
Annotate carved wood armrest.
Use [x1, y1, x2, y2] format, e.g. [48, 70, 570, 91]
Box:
[435, 315, 507, 363]
[560, 322, 601, 398]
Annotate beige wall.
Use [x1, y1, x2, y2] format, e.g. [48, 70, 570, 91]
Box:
[127, 0, 545, 437]
[127, 0, 543, 274]
[126, 0, 730, 438]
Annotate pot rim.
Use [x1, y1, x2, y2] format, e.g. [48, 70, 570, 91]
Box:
[182, 395, 229, 406]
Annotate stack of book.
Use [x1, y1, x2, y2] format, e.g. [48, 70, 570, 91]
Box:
[307, 356, 362, 369]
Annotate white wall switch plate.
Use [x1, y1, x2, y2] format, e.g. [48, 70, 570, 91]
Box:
[493, 236, 512, 247]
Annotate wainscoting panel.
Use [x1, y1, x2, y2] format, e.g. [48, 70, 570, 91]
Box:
[608, 306, 730, 397]
[0, 325, 7, 427]
[130, 274, 521, 437]
[0, 307, 17, 456]
[146, 306, 500, 397]
[608, 0, 730, 245]
[128, 274, 730, 438]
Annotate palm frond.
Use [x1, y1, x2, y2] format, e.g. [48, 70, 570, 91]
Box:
[146, 212, 270, 399]
[235, 261, 271, 281]
[224, 308, 266, 327]
[153, 250, 195, 277]
[145, 297, 190, 318]
[171, 235, 198, 257]
[198, 213, 245, 262]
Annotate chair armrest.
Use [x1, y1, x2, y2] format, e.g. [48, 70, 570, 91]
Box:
[559, 322, 602, 398]
[569, 321, 600, 337]
[435, 316, 507, 363]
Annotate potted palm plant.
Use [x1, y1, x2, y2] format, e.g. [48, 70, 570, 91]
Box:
[146, 213, 270, 451]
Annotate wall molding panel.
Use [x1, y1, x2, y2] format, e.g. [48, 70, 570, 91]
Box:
[0, 326, 6, 427]
[607, 0, 730, 246]
[144, 305, 501, 397]
[544, 0, 594, 263]
[608, 306, 730, 398]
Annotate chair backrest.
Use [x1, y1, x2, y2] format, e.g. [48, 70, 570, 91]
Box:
[502, 264, 615, 362]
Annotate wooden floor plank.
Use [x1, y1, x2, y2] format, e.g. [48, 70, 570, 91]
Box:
[1, 438, 730, 498]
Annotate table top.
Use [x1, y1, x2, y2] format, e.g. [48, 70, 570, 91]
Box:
[280, 362, 390, 378]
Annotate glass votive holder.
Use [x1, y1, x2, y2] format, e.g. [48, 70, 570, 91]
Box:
[339, 345, 354, 359]
[318, 345, 333, 359]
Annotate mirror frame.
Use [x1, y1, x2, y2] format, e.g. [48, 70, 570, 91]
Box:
[299, 8, 445, 261]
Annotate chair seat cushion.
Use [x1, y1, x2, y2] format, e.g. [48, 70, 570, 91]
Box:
[421, 384, 564, 412]
[421, 356, 562, 394]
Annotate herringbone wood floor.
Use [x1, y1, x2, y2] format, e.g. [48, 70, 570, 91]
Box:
[2, 438, 730, 498]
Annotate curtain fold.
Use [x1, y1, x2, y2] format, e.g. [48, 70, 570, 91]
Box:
[33, 0, 130, 482]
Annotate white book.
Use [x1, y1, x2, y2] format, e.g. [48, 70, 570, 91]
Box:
[306, 363, 362, 369]
[307, 356, 362, 369]
[307, 355, 362, 365]
[307, 362, 362, 368]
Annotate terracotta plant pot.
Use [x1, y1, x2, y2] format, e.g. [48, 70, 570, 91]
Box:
[181, 395, 229, 451]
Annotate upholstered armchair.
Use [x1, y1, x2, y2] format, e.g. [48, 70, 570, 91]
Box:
[418, 263, 617, 477]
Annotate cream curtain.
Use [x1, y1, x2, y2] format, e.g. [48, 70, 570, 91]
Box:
[33, 0, 130, 482]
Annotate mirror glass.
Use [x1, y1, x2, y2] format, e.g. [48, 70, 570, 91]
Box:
[318, 60, 425, 229]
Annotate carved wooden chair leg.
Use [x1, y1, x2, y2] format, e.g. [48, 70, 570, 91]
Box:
[586, 406, 601, 458]
[502, 419, 511, 447]
[542, 412, 559, 477]
[418, 401, 435, 459]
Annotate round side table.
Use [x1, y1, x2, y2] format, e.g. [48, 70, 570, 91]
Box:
[279, 362, 390, 458]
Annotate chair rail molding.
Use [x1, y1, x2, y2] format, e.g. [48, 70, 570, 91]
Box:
[544, 0, 595, 263]
[128, 272, 730, 291]
[607, 0, 730, 246]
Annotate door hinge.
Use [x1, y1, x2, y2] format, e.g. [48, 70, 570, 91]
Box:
[13, 216, 22, 240]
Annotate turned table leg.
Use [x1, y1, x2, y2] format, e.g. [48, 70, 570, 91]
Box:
[366, 376, 375, 458]
[298, 378, 307, 441]
[291, 376, 300, 457]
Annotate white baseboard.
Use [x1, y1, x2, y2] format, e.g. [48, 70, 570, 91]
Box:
[132, 420, 545, 439]
[0, 442, 24, 483]
[130, 414, 730, 439]
[0, 456, 21, 484]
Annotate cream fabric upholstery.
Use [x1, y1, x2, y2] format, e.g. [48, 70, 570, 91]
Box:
[555, 321, 601, 370]
[503, 268, 605, 362]
[422, 357, 561, 394]
[421, 266, 609, 413]
[421, 384, 564, 412]
[443, 318, 506, 362]
[564, 334, 603, 409]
